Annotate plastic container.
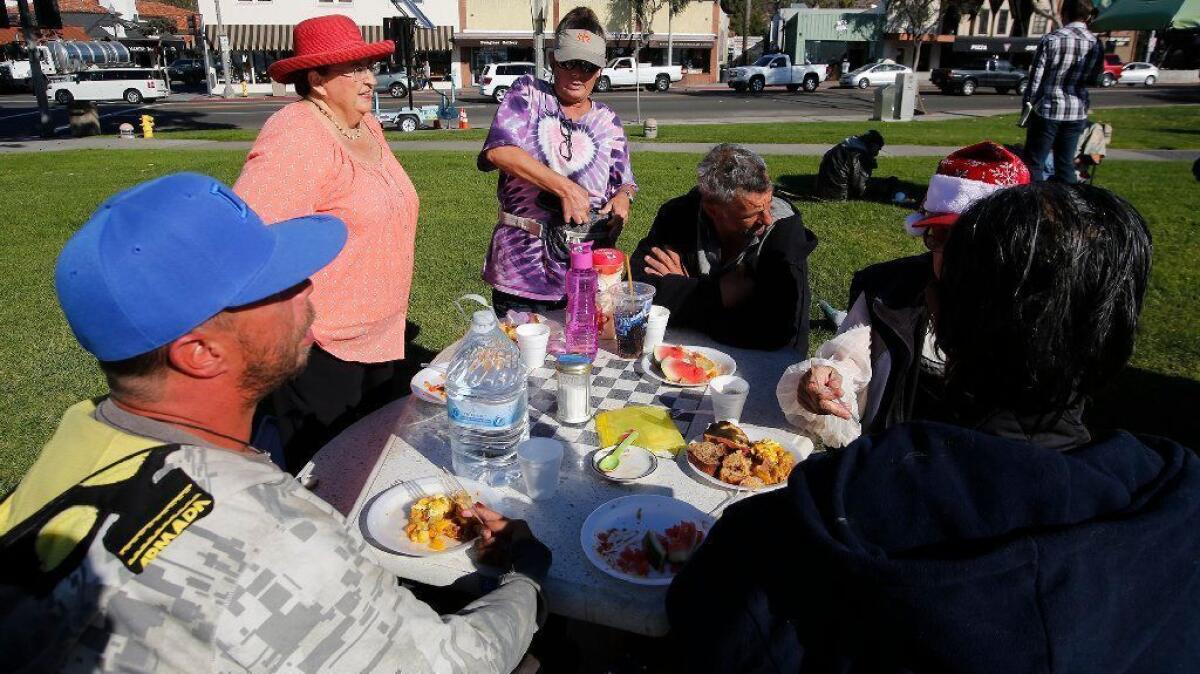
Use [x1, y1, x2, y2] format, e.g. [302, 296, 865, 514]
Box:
[593, 248, 625, 340]
[564, 242, 599, 357]
[446, 308, 530, 486]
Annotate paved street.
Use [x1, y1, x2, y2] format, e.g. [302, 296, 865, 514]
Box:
[1, 82, 1197, 140]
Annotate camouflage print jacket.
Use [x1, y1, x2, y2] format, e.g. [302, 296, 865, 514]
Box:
[1, 443, 543, 673]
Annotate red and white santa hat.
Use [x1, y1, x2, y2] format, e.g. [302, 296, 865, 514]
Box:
[905, 141, 1031, 235]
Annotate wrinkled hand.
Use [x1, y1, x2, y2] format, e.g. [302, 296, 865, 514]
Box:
[557, 179, 591, 225]
[797, 365, 852, 419]
[643, 246, 688, 278]
[598, 192, 630, 229]
[465, 502, 552, 580]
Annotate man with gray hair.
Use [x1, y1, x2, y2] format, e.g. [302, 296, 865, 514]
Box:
[631, 144, 817, 350]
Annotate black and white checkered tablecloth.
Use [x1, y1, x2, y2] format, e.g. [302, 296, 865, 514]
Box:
[526, 350, 705, 450]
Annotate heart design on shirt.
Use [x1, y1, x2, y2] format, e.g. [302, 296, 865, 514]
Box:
[537, 115, 598, 178]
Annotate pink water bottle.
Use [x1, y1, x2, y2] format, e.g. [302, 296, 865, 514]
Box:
[564, 242, 598, 358]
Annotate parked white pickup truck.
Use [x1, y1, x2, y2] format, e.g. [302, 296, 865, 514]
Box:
[594, 57, 683, 92]
[727, 54, 828, 94]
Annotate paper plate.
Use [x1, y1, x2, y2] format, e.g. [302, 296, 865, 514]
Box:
[359, 476, 502, 557]
[639, 345, 736, 388]
[589, 444, 658, 483]
[681, 423, 813, 492]
[411, 367, 447, 405]
[580, 495, 713, 586]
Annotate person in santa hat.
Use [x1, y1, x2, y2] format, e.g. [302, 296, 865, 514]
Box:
[776, 141, 1030, 447]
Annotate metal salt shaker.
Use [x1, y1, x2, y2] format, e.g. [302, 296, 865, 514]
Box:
[555, 354, 593, 424]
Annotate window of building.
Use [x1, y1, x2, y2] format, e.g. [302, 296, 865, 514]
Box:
[976, 10, 990, 35]
[1031, 15, 1048, 34]
[997, 10, 1009, 35]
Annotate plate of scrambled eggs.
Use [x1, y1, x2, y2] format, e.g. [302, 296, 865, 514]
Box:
[359, 476, 503, 557]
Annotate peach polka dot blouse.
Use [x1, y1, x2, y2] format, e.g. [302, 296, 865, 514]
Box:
[235, 101, 419, 363]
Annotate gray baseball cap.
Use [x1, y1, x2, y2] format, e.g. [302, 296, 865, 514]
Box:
[554, 29, 607, 68]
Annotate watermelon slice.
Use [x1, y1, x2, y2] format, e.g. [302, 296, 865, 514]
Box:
[664, 521, 702, 563]
[653, 344, 687, 365]
[661, 357, 709, 385]
[643, 530, 668, 571]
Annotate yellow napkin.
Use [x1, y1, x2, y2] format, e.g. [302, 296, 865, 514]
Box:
[595, 406, 687, 458]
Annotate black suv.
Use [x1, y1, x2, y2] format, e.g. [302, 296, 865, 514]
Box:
[932, 58, 1029, 96]
[167, 58, 205, 84]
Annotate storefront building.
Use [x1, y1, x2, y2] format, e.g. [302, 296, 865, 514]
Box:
[455, 0, 724, 86]
[780, 7, 884, 72]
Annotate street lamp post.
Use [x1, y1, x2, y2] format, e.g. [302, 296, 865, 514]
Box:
[15, 0, 53, 138]
[213, 0, 233, 98]
[532, 0, 548, 79]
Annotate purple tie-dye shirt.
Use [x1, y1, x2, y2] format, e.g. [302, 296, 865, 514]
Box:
[478, 75, 636, 301]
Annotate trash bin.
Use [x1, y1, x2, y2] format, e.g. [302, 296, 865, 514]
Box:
[872, 83, 896, 121]
[68, 101, 101, 138]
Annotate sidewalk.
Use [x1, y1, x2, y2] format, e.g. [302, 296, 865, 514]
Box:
[1, 136, 1195, 161]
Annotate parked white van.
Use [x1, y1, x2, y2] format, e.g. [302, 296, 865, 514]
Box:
[47, 67, 170, 105]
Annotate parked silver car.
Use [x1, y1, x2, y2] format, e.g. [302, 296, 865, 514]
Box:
[375, 66, 423, 98]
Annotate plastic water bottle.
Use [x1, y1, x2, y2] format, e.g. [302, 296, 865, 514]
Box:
[446, 309, 530, 486]
[564, 241, 599, 358]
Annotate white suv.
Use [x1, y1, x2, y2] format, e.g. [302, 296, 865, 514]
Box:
[48, 67, 170, 105]
[478, 62, 548, 103]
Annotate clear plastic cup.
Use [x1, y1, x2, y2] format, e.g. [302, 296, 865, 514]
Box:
[515, 323, 550, 371]
[517, 437, 564, 500]
[709, 375, 749, 423]
[607, 282, 656, 359]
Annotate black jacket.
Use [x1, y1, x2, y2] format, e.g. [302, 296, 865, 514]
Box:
[667, 421, 1200, 673]
[848, 253, 939, 434]
[816, 137, 879, 201]
[630, 188, 817, 351]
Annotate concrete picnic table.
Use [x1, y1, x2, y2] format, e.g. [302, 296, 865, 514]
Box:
[300, 322, 807, 636]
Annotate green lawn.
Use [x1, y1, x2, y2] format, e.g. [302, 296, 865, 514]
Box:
[1, 149, 1197, 492]
[155, 105, 1200, 149]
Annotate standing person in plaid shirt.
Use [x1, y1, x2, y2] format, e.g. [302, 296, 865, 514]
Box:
[1022, 0, 1104, 183]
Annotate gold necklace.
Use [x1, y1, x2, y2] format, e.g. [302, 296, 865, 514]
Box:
[310, 99, 363, 141]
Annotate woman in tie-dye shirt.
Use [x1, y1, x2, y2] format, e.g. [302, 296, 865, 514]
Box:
[478, 6, 637, 315]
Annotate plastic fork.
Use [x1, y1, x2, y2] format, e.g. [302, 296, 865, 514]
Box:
[436, 466, 487, 530]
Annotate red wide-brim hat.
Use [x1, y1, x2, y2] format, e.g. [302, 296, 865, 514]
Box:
[268, 15, 394, 85]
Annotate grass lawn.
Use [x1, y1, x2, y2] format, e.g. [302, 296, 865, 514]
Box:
[155, 105, 1200, 149]
[1, 149, 1197, 492]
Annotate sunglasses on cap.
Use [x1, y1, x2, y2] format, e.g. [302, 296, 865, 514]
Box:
[556, 59, 601, 76]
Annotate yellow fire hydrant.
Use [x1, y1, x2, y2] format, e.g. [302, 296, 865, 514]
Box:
[140, 114, 154, 139]
[241, 80, 249, 98]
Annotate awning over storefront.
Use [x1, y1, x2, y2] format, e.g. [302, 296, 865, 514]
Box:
[204, 24, 453, 52]
[952, 36, 1041, 53]
[647, 35, 716, 48]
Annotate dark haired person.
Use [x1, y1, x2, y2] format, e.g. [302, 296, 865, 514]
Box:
[1023, 0, 1104, 183]
[478, 6, 637, 316]
[814, 129, 887, 201]
[669, 182, 1200, 672]
[778, 142, 1029, 446]
[0, 174, 550, 672]
[631, 144, 817, 350]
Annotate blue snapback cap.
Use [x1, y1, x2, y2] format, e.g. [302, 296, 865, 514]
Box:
[55, 172, 347, 362]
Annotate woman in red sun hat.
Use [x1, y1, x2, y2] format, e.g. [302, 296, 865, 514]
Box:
[234, 15, 421, 472]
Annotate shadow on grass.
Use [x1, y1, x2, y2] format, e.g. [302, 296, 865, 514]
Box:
[775, 173, 928, 204]
[1087, 367, 1200, 450]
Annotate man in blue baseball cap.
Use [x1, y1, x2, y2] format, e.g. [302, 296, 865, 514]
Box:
[0, 173, 551, 672]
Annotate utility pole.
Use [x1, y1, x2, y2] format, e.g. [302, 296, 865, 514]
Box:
[667, 1, 673, 66]
[532, 0, 546, 80]
[742, 0, 750, 66]
[15, 0, 53, 138]
[213, 0, 233, 97]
